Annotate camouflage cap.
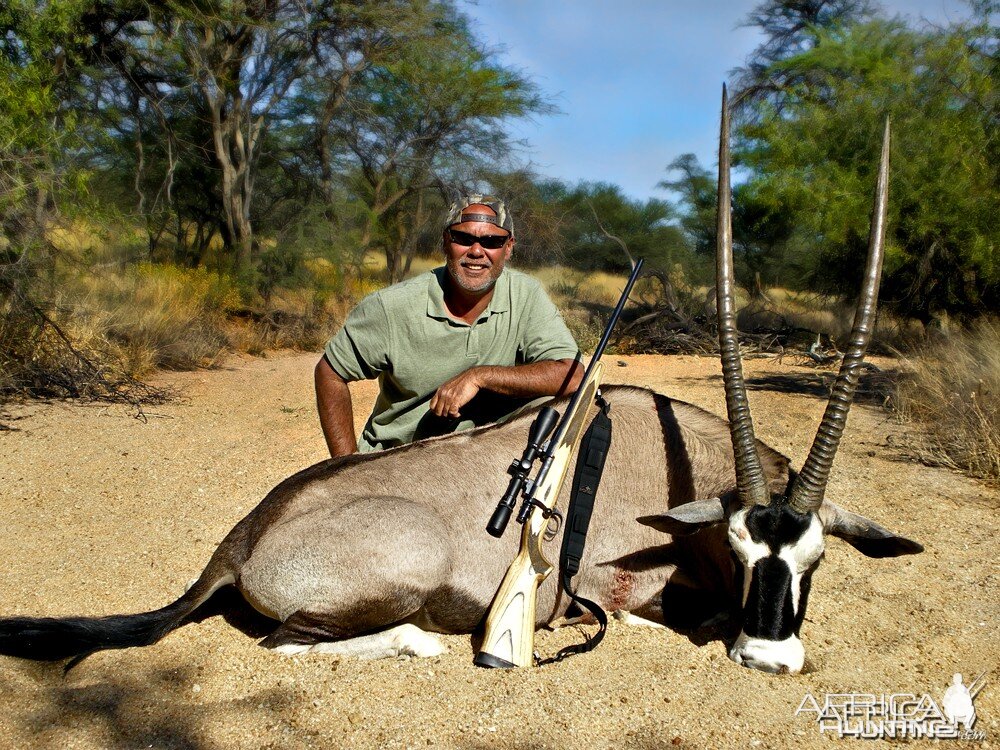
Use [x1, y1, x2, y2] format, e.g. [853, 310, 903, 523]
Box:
[444, 194, 514, 235]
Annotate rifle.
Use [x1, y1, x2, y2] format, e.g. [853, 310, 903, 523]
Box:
[474, 258, 644, 668]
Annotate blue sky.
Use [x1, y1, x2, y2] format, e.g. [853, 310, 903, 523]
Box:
[463, 0, 975, 201]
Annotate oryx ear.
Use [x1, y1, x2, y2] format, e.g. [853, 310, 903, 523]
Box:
[822, 503, 924, 558]
[638, 497, 726, 535]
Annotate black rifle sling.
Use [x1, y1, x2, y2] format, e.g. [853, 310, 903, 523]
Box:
[542, 397, 612, 664]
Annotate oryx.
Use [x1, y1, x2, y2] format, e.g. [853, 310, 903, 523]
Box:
[0, 92, 920, 675]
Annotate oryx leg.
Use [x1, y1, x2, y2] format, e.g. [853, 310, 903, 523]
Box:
[264, 617, 445, 659]
[550, 610, 665, 629]
[612, 610, 667, 629]
[548, 613, 588, 628]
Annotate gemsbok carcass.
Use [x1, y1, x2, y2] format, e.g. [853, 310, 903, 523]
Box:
[0, 92, 920, 675]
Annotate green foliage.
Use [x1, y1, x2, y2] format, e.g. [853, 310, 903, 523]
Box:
[0, 0, 91, 247]
[317, 5, 552, 281]
[536, 181, 696, 278]
[736, 9, 998, 320]
[481, 169, 569, 266]
[660, 152, 797, 293]
[659, 154, 716, 257]
[578, 185, 688, 274]
[732, 0, 878, 115]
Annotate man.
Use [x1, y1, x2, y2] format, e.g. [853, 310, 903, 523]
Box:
[315, 195, 583, 457]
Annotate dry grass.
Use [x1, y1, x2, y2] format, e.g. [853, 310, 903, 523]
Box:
[893, 318, 1000, 482]
[1, 258, 346, 407]
[90, 264, 239, 372]
[770, 292, 925, 353]
[0, 293, 170, 408]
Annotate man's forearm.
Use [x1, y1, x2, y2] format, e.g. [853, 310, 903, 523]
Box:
[473, 358, 584, 398]
[315, 357, 358, 458]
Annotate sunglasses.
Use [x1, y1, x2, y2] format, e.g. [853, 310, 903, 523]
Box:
[448, 228, 510, 250]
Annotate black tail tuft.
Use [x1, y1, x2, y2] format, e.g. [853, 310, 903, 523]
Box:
[0, 598, 191, 662]
[0, 566, 235, 663]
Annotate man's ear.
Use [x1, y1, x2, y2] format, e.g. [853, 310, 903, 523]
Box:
[504, 236, 515, 260]
[638, 497, 726, 535]
[821, 502, 924, 558]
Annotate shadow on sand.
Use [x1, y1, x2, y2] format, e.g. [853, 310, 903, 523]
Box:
[4, 659, 295, 750]
[688, 367, 903, 408]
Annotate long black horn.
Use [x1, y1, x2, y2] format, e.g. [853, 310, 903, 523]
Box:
[716, 84, 770, 508]
[789, 119, 891, 514]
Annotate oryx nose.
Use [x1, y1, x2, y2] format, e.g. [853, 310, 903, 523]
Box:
[729, 632, 805, 674]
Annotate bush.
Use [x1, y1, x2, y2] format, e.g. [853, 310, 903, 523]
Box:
[98, 264, 239, 372]
[0, 285, 169, 406]
[894, 318, 1000, 482]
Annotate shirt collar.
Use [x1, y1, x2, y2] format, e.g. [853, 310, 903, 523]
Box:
[427, 267, 510, 321]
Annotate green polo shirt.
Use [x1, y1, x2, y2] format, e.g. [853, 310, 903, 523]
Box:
[324, 267, 579, 452]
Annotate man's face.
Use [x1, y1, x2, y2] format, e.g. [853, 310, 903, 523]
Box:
[443, 205, 514, 294]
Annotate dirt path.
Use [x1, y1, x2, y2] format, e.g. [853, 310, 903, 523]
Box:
[0, 351, 996, 749]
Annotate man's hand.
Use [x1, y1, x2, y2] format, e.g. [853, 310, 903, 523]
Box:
[430, 368, 482, 417]
[428, 359, 582, 419]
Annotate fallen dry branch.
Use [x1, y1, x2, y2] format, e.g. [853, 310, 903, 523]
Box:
[612, 296, 819, 358]
[0, 286, 173, 423]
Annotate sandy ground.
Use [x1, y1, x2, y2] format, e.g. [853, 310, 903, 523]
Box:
[0, 351, 996, 750]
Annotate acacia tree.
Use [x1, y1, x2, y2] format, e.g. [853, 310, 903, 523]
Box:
[71, 0, 314, 269]
[0, 0, 115, 275]
[168, 0, 315, 271]
[738, 9, 998, 320]
[480, 169, 570, 267]
[731, 0, 877, 115]
[546, 182, 687, 274]
[659, 154, 716, 257]
[298, 0, 442, 210]
[328, 13, 550, 282]
[659, 153, 794, 294]
[86, 18, 196, 261]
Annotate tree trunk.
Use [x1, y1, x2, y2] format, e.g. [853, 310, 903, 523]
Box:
[401, 189, 427, 279]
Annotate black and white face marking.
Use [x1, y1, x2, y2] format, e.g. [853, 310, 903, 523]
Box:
[726, 504, 825, 674]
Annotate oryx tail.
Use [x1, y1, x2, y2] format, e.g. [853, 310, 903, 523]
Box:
[0, 561, 234, 664]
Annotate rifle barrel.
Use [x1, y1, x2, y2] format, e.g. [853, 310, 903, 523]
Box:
[530, 259, 644, 499]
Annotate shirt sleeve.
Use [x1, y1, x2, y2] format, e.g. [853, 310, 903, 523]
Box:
[324, 292, 391, 381]
[518, 281, 581, 363]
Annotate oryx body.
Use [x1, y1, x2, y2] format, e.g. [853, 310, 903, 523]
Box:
[234, 387, 785, 646]
[0, 387, 792, 663]
[0, 381, 918, 673]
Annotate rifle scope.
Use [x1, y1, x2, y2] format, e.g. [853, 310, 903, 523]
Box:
[486, 406, 559, 538]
